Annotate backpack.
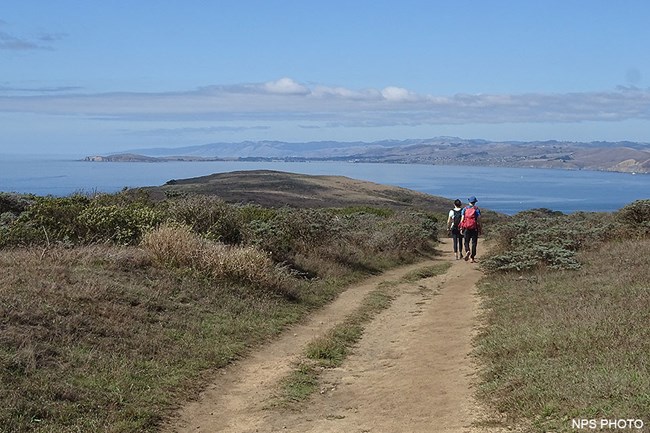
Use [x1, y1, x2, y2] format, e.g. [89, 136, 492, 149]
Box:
[451, 209, 462, 229]
[462, 206, 478, 230]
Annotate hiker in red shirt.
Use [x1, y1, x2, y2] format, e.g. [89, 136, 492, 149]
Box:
[460, 196, 481, 263]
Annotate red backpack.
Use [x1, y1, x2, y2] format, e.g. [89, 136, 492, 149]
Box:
[461, 206, 478, 230]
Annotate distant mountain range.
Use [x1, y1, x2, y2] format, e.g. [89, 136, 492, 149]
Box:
[86, 137, 650, 174]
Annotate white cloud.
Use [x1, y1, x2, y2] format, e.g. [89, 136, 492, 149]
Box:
[311, 85, 382, 100]
[1, 79, 650, 128]
[263, 77, 309, 95]
[381, 86, 419, 102]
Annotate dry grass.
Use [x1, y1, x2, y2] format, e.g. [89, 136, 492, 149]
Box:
[0, 220, 437, 432]
[475, 239, 650, 432]
[0, 245, 305, 433]
[141, 224, 297, 299]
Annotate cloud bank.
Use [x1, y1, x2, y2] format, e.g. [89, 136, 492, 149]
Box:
[1, 77, 649, 128]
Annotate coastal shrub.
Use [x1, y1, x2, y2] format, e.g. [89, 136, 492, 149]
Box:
[0, 193, 33, 215]
[615, 199, 650, 237]
[318, 210, 437, 273]
[1, 195, 163, 247]
[163, 195, 243, 244]
[236, 204, 278, 224]
[19, 194, 91, 243]
[482, 210, 615, 272]
[365, 212, 437, 253]
[240, 207, 437, 278]
[243, 208, 339, 259]
[77, 203, 164, 245]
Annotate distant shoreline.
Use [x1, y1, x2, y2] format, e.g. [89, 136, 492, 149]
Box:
[82, 137, 650, 174]
[82, 153, 649, 175]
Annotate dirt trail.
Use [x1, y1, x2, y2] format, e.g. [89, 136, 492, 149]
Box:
[164, 239, 498, 433]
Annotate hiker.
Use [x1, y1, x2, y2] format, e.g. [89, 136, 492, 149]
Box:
[447, 199, 464, 259]
[460, 196, 481, 263]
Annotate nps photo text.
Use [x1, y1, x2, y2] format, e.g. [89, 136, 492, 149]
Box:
[572, 419, 645, 430]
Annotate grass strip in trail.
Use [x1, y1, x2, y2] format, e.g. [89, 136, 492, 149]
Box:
[275, 262, 451, 407]
[475, 239, 650, 433]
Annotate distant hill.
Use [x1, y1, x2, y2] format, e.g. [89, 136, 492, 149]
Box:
[136, 170, 456, 213]
[83, 153, 225, 162]
[90, 137, 650, 174]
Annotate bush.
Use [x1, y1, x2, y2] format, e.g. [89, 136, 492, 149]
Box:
[20, 194, 91, 243]
[243, 208, 340, 261]
[482, 210, 616, 272]
[163, 195, 244, 243]
[616, 199, 650, 237]
[0, 194, 164, 247]
[77, 203, 163, 245]
[0, 193, 33, 215]
[0, 191, 439, 283]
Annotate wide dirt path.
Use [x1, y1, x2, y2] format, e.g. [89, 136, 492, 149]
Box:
[164, 239, 497, 433]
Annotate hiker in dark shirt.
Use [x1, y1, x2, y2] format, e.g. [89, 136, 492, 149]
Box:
[446, 199, 464, 259]
[460, 196, 481, 263]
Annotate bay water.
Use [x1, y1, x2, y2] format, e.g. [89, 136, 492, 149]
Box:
[0, 155, 647, 215]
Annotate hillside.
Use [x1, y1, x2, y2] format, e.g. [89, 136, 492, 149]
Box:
[90, 137, 650, 174]
[138, 170, 454, 212]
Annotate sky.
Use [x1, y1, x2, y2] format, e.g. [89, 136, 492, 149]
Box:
[2, 0, 650, 156]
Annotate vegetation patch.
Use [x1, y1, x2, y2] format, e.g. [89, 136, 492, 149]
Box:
[0, 190, 439, 432]
[402, 262, 451, 282]
[481, 207, 621, 272]
[475, 200, 650, 432]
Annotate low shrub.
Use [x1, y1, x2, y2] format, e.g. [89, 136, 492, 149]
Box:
[0, 195, 163, 247]
[482, 210, 616, 272]
[162, 195, 244, 244]
[0, 192, 438, 284]
[77, 203, 163, 245]
[0, 193, 34, 215]
[20, 194, 91, 243]
[615, 199, 650, 237]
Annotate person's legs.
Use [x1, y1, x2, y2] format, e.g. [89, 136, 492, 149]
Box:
[470, 229, 479, 261]
[463, 230, 471, 260]
[453, 230, 462, 258]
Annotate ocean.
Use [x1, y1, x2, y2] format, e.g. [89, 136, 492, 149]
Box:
[0, 155, 648, 215]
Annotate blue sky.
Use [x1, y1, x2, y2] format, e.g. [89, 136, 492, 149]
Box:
[2, 0, 650, 155]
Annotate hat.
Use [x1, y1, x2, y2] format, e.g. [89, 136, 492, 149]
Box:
[468, 196, 478, 203]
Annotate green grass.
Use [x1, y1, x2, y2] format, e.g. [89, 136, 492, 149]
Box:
[475, 239, 650, 432]
[402, 262, 451, 282]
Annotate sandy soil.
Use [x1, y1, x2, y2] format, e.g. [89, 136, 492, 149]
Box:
[163, 239, 500, 433]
